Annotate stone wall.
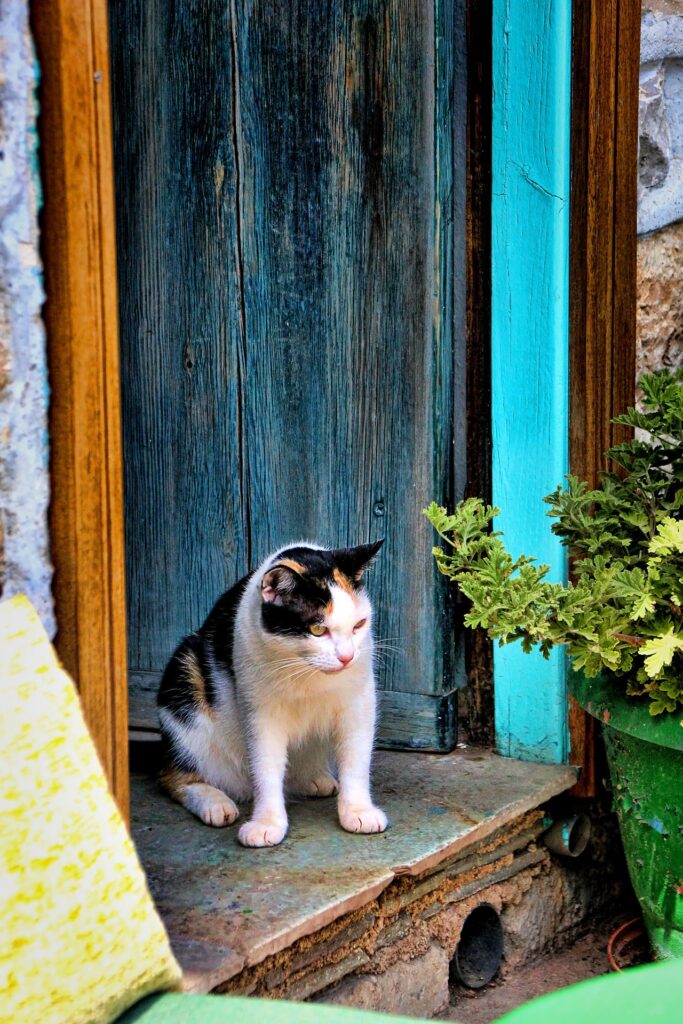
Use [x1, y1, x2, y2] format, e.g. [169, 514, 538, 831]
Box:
[0, 1, 53, 631]
[638, 2, 683, 378]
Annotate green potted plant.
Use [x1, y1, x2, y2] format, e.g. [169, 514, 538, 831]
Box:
[425, 368, 683, 959]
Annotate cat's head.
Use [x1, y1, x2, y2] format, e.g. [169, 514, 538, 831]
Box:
[259, 541, 383, 673]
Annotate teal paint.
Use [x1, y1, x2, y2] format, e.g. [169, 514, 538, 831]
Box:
[491, 1, 572, 763]
[109, 2, 469, 750]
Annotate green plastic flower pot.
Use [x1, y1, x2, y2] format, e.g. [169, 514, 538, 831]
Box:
[570, 671, 683, 960]
[497, 958, 683, 1024]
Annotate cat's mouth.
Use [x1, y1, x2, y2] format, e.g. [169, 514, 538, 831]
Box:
[319, 664, 347, 674]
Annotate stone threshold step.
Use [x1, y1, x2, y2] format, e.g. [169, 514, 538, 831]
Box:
[130, 749, 576, 995]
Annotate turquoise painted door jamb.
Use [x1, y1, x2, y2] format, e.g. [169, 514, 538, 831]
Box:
[491, 1, 571, 763]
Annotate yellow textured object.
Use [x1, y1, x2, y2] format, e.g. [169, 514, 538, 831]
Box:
[0, 596, 182, 1024]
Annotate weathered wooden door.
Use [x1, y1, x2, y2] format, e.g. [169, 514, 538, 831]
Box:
[110, 0, 467, 750]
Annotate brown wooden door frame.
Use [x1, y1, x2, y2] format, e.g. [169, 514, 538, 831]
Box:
[31, 0, 128, 814]
[461, 1, 640, 787]
[31, 0, 639, 809]
[568, 1, 640, 795]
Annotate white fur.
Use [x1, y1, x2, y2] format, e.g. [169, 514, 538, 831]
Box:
[166, 544, 387, 846]
[179, 783, 239, 827]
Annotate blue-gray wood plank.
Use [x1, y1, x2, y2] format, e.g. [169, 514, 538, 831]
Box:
[110, 1, 467, 749]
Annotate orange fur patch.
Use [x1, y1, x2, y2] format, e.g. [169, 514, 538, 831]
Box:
[159, 766, 204, 799]
[179, 649, 210, 714]
[332, 568, 355, 594]
[277, 558, 307, 575]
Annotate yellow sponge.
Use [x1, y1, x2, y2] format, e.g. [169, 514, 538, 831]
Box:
[0, 596, 182, 1024]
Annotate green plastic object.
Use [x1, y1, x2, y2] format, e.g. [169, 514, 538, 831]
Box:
[120, 962, 683, 1024]
[571, 671, 683, 959]
[497, 958, 683, 1024]
[118, 993, 421, 1024]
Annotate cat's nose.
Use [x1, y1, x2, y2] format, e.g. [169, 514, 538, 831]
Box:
[337, 650, 354, 666]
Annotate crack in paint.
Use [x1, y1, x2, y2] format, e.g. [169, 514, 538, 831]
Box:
[511, 160, 565, 203]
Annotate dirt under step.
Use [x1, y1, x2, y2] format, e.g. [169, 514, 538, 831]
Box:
[442, 916, 648, 1024]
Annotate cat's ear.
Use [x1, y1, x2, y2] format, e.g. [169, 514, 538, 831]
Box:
[261, 564, 300, 605]
[334, 539, 384, 583]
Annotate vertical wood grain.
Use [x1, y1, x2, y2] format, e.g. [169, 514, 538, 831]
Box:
[463, 0, 493, 745]
[108, 0, 250, 684]
[491, 0, 572, 764]
[568, 0, 640, 795]
[110, 1, 468, 747]
[31, 0, 129, 813]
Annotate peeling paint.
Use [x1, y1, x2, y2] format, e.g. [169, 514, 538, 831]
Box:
[644, 816, 668, 837]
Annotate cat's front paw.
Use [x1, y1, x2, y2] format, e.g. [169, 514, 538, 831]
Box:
[299, 771, 339, 798]
[238, 817, 288, 847]
[195, 793, 239, 827]
[338, 803, 388, 835]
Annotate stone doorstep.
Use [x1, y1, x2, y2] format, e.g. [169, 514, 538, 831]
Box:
[218, 814, 550, 1002]
[130, 750, 576, 998]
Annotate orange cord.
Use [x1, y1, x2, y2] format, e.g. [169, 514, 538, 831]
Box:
[607, 917, 643, 972]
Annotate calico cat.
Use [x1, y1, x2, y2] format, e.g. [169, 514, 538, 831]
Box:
[157, 540, 388, 847]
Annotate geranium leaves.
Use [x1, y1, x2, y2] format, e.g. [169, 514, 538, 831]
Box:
[424, 369, 683, 717]
[649, 516, 683, 556]
[640, 629, 683, 679]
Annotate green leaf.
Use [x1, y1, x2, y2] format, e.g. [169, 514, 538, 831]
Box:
[631, 592, 656, 620]
[639, 628, 683, 678]
[424, 370, 683, 716]
[649, 516, 683, 556]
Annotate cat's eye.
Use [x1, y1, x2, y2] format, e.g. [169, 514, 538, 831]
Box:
[353, 619, 367, 632]
[309, 623, 327, 637]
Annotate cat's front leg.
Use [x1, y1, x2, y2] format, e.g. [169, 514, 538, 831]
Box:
[238, 717, 289, 848]
[335, 687, 388, 835]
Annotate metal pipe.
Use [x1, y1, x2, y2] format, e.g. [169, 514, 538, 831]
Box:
[543, 813, 591, 858]
[449, 903, 504, 989]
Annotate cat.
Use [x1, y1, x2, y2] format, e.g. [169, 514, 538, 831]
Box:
[157, 540, 388, 847]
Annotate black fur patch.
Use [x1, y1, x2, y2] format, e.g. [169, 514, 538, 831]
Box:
[157, 571, 253, 723]
[157, 635, 207, 724]
[201, 571, 254, 673]
[330, 540, 384, 582]
[277, 541, 383, 589]
[260, 542, 383, 637]
[261, 593, 328, 637]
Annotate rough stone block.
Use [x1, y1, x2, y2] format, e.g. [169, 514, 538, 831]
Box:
[638, 9, 683, 234]
[501, 807, 628, 972]
[0, 0, 53, 629]
[315, 942, 450, 1019]
[637, 219, 683, 377]
[639, 62, 670, 193]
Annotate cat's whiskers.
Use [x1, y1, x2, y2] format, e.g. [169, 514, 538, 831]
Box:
[373, 641, 402, 655]
[255, 660, 309, 687]
[256, 659, 322, 690]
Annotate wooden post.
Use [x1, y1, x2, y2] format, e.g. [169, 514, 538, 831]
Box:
[464, 0, 494, 747]
[31, 0, 129, 814]
[491, 1, 639, 773]
[491, 0, 572, 763]
[568, 1, 640, 795]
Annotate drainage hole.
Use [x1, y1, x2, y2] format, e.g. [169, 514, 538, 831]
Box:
[450, 903, 504, 990]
